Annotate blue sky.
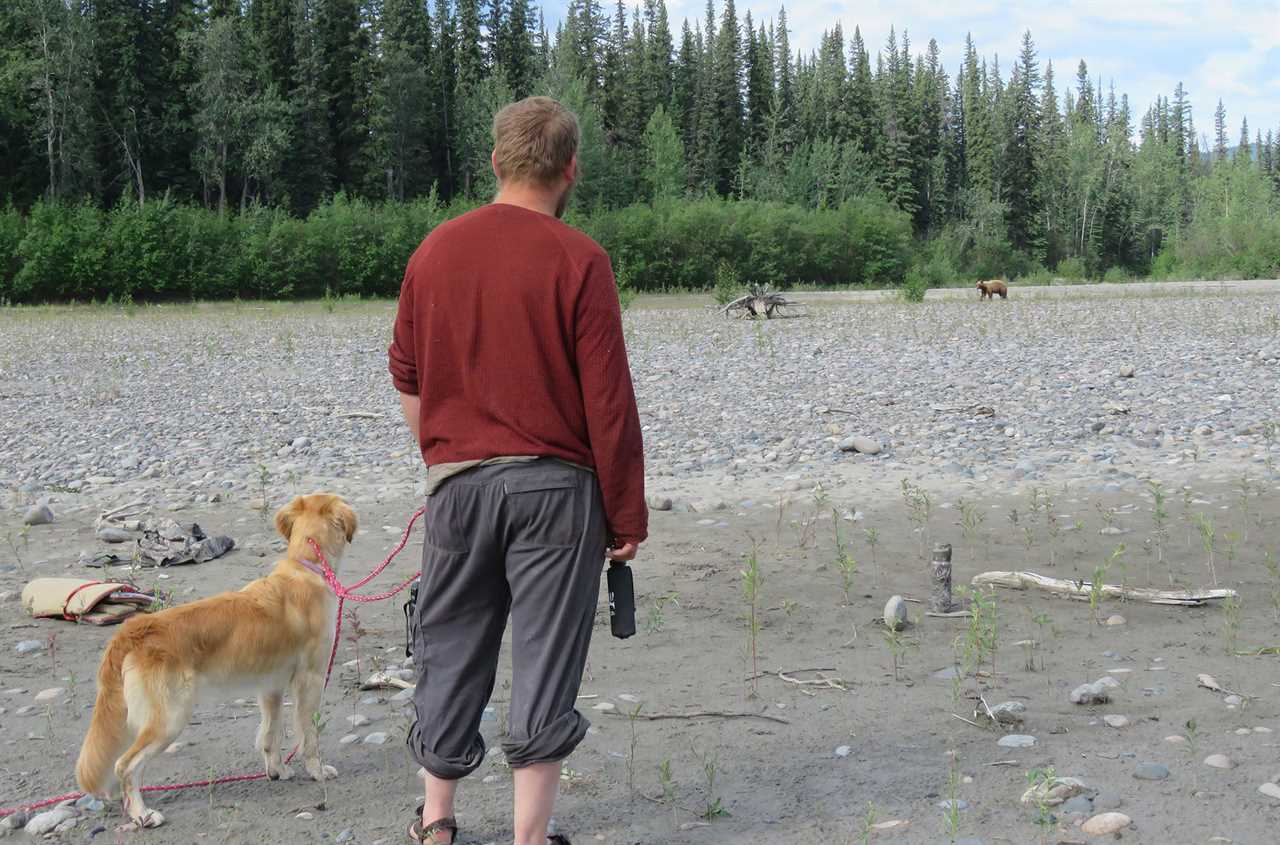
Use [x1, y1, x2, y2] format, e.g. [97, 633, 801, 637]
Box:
[545, 0, 1280, 146]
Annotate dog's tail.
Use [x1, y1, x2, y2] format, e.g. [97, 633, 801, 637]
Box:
[76, 633, 133, 797]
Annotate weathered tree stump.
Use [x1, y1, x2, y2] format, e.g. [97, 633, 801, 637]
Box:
[929, 542, 959, 614]
[722, 285, 798, 319]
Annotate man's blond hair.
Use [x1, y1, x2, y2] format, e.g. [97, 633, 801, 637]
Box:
[492, 97, 580, 187]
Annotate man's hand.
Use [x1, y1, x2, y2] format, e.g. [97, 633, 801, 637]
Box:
[607, 542, 638, 562]
[399, 392, 421, 442]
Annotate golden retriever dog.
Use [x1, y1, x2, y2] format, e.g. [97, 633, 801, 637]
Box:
[75, 493, 357, 830]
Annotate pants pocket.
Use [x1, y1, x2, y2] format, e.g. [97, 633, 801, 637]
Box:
[505, 472, 580, 549]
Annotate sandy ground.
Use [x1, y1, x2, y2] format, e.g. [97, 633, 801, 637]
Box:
[2, 285, 1280, 844]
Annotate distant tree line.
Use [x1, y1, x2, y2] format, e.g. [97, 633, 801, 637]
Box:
[1, 0, 1277, 302]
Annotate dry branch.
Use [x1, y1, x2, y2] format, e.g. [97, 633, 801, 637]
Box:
[970, 570, 1238, 606]
[604, 709, 790, 725]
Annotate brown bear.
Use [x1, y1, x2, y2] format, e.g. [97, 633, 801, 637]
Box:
[976, 279, 1009, 300]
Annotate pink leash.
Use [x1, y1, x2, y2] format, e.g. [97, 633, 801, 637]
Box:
[0, 506, 426, 820]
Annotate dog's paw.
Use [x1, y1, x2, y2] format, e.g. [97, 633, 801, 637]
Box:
[306, 762, 338, 781]
[118, 809, 165, 831]
[267, 762, 294, 781]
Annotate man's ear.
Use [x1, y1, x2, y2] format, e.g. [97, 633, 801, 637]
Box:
[274, 496, 303, 541]
[491, 149, 502, 182]
[565, 155, 578, 184]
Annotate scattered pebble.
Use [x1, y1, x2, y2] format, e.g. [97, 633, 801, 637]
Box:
[1223, 694, 1243, 707]
[1104, 614, 1127, 626]
[296, 812, 313, 820]
[1258, 783, 1280, 801]
[33, 688, 64, 704]
[646, 496, 673, 511]
[997, 734, 1036, 749]
[336, 831, 355, 843]
[883, 595, 908, 631]
[23, 504, 55, 526]
[1103, 714, 1131, 729]
[1069, 679, 1113, 705]
[1133, 762, 1170, 781]
[363, 732, 389, 745]
[339, 734, 359, 745]
[833, 745, 851, 758]
[1081, 812, 1132, 835]
[345, 714, 372, 727]
[591, 702, 616, 712]
[618, 693, 641, 703]
[1164, 735, 1187, 746]
[935, 799, 968, 812]
[1203, 754, 1235, 770]
[15, 640, 44, 655]
[24, 807, 77, 836]
[96, 527, 133, 543]
[838, 435, 883, 455]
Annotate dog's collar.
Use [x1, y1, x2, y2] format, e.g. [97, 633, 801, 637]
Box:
[296, 556, 329, 579]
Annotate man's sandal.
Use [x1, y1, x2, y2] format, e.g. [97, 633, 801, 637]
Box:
[408, 805, 458, 845]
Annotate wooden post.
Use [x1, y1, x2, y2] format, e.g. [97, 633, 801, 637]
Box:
[930, 543, 956, 614]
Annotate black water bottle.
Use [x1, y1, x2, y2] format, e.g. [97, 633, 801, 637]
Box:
[607, 562, 636, 639]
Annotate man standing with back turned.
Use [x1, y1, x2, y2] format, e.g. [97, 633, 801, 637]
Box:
[388, 97, 647, 845]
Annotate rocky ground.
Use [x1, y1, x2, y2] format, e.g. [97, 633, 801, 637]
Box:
[1, 282, 1279, 844]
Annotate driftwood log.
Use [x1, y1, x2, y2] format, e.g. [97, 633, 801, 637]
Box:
[970, 570, 1238, 606]
[722, 285, 798, 319]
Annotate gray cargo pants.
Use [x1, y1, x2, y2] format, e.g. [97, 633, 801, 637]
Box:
[406, 460, 607, 779]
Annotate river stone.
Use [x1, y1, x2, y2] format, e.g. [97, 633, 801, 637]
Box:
[1060, 795, 1094, 815]
[1259, 783, 1280, 801]
[96, 527, 133, 543]
[24, 807, 77, 836]
[1070, 680, 1111, 705]
[883, 595, 908, 631]
[1081, 812, 1131, 835]
[647, 496, 673, 511]
[839, 436, 883, 455]
[363, 732, 389, 745]
[1119, 365, 1136, 378]
[15, 640, 44, 655]
[23, 504, 55, 526]
[34, 688, 64, 703]
[1103, 714, 1131, 729]
[1133, 762, 1170, 781]
[997, 734, 1037, 748]
[1203, 754, 1234, 769]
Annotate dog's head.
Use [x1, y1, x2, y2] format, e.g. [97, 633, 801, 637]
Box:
[274, 494, 358, 556]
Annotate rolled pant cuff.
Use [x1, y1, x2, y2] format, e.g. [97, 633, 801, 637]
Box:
[407, 728, 486, 780]
[502, 710, 590, 768]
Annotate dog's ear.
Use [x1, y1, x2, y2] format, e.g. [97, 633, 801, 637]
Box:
[335, 500, 358, 543]
[275, 496, 304, 541]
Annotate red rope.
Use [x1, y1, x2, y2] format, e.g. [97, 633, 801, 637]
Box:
[0, 506, 425, 821]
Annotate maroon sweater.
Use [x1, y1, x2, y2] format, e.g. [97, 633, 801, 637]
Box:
[388, 203, 647, 546]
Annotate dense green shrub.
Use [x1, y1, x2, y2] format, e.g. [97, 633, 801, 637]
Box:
[13, 201, 108, 300]
[1055, 257, 1088, 281]
[899, 269, 928, 302]
[584, 195, 912, 291]
[1, 188, 1273, 304]
[0, 206, 24, 300]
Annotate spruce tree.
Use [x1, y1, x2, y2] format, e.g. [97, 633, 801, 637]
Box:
[1213, 99, 1228, 162]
